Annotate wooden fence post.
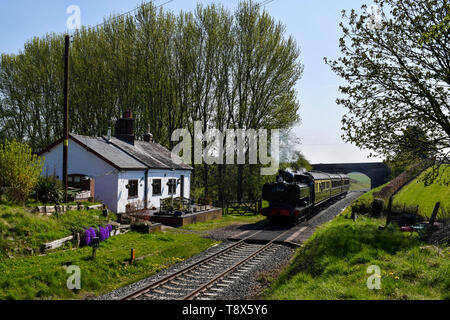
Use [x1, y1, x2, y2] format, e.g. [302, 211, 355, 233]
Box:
[429, 202, 441, 227]
[385, 196, 393, 227]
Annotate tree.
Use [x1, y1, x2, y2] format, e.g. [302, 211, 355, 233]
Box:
[0, 1, 303, 203]
[325, 0, 450, 181]
[231, 1, 303, 200]
[0, 139, 44, 204]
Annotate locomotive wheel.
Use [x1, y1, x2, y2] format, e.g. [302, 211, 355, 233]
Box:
[268, 216, 277, 224]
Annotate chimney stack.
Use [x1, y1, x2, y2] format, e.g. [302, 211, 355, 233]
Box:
[115, 110, 135, 145]
[143, 133, 153, 143]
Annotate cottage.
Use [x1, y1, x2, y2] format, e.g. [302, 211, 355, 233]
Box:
[38, 112, 192, 213]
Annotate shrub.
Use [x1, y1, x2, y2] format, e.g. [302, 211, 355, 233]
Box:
[370, 198, 385, 217]
[350, 199, 371, 215]
[0, 139, 44, 204]
[34, 176, 64, 204]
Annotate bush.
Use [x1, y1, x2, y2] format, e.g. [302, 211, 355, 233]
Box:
[0, 139, 44, 204]
[350, 199, 371, 215]
[370, 198, 385, 217]
[35, 176, 64, 204]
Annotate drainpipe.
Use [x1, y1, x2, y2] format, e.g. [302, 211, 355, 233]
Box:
[144, 169, 148, 210]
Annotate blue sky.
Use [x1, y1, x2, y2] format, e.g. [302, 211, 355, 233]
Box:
[0, 0, 383, 164]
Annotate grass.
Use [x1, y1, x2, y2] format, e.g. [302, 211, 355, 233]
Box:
[25, 199, 102, 207]
[0, 230, 217, 300]
[0, 197, 218, 300]
[0, 203, 116, 259]
[264, 214, 449, 300]
[348, 173, 371, 191]
[393, 165, 450, 218]
[180, 200, 268, 231]
[180, 214, 265, 231]
[264, 189, 450, 300]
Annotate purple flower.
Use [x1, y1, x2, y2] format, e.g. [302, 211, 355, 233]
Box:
[83, 229, 92, 246]
[98, 227, 106, 241]
[89, 227, 96, 239]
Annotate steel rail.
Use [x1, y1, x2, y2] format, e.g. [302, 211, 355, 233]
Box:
[182, 226, 295, 300]
[121, 229, 265, 300]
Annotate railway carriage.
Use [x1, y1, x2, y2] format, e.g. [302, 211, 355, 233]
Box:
[261, 168, 350, 223]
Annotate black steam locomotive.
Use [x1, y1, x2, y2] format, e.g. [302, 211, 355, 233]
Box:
[261, 168, 350, 222]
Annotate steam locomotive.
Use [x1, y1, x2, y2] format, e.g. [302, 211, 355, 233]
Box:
[261, 168, 350, 223]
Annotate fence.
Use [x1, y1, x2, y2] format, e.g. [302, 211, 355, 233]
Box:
[160, 197, 193, 212]
[373, 160, 431, 200]
[225, 199, 262, 216]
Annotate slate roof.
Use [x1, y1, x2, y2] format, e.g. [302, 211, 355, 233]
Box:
[38, 133, 193, 171]
[70, 134, 147, 170]
[107, 136, 193, 171]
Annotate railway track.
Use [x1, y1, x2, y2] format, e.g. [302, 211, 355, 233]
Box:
[119, 194, 357, 301]
[121, 229, 291, 301]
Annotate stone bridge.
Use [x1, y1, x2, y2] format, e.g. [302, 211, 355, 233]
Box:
[311, 162, 390, 189]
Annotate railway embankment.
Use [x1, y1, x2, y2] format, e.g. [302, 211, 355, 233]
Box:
[264, 178, 450, 300]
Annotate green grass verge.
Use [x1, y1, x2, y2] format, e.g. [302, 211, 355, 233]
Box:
[0, 205, 116, 259]
[263, 192, 450, 300]
[180, 214, 266, 231]
[0, 230, 217, 300]
[393, 166, 450, 218]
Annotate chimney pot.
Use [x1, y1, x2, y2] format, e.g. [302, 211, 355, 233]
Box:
[143, 133, 153, 143]
[123, 110, 132, 119]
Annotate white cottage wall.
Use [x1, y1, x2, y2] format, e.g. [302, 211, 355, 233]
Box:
[147, 170, 191, 208]
[117, 170, 147, 214]
[40, 139, 120, 212]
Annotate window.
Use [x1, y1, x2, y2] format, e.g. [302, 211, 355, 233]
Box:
[168, 179, 177, 195]
[127, 180, 138, 199]
[320, 182, 326, 192]
[68, 175, 84, 188]
[152, 179, 162, 195]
